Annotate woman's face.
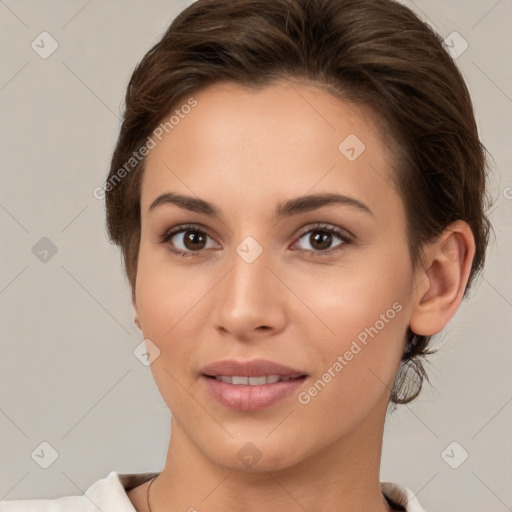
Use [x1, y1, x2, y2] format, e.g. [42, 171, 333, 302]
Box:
[134, 80, 416, 471]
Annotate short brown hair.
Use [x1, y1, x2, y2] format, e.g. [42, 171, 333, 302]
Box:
[105, 0, 493, 404]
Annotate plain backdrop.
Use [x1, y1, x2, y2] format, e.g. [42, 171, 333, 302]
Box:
[0, 1, 511, 510]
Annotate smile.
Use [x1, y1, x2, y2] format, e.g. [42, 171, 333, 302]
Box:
[202, 374, 308, 411]
[211, 375, 301, 385]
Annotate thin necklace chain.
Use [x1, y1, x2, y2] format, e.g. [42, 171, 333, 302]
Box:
[146, 474, 159, 512]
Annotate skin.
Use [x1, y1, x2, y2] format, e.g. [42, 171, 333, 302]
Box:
[128, 80, 475, 511]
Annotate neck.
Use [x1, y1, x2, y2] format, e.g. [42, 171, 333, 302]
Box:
[149, 400, 394, 512]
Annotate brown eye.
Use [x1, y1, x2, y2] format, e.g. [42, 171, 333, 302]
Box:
[292, 224, 351, 256]
[160, 225, 218, 257]
[182, 230, 207, 250]
[308, 231, 334, 251]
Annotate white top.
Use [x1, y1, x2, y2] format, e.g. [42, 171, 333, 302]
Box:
[0, 471, 426, 511]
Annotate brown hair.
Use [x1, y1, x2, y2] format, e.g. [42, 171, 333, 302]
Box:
[104, 0, 493, 404]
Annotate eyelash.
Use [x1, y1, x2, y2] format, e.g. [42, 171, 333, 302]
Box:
[159, 223, 353, 259]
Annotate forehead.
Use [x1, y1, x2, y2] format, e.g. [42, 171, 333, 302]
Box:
[140, 80, 401, 222]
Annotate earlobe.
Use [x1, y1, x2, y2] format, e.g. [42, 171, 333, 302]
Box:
[409, 221, 475, 337]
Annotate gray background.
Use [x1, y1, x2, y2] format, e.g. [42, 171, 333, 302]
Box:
[0, 1, 511, 510]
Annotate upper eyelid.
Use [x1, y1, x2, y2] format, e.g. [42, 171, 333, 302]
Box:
[295, 223, 352, 239]
[163, 223, 217, 241]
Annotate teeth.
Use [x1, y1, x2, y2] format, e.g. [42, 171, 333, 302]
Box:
[231, 376, 249, 385]
[248, 376, 267, 385]
[214, 374, 289, 385]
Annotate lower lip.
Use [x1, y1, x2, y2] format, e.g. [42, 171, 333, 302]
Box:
[202, 375, 307, 411]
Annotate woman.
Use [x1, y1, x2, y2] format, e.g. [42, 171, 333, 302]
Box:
[2, 0, 492, 510]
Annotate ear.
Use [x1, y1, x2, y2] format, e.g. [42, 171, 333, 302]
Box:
[409, 220, 476, 336]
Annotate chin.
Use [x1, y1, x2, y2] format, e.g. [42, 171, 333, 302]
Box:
[198, 433, 309, 474]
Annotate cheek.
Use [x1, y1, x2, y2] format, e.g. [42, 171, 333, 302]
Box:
[135, 243, 210, 334]
[289, 252, 409, 411]
[287, 248, 408, 347]
[134, 252, 204, 412]
[296, 304, 406, 443]
[134, 248, 211, 389]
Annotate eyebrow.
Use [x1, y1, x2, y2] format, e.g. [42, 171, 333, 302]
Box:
[148, 192, 374, 219]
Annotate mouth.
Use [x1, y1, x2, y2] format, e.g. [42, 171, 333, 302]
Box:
[201, 374, 308, 411]
[199, 359, 308, 411]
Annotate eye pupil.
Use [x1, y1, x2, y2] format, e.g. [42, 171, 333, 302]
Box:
[311, 231, 332, 250]
[184, 231, 206, 250]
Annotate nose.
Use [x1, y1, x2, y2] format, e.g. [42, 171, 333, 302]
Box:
[212, 239, 287, 342]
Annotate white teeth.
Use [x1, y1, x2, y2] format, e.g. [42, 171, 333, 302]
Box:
[213, 374, 288, 385]
[248, 376, 267, 385]
[231, 376, 249, 385]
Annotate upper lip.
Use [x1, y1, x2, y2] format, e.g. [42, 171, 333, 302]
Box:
[200, 358, 308, 378]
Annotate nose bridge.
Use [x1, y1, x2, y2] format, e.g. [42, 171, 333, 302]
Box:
[213, 233, 285, 336]
[226, 234, 271, 308]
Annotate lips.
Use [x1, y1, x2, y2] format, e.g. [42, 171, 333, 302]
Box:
[200, 358, 308, 411]
[200, 358, 307, 379]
